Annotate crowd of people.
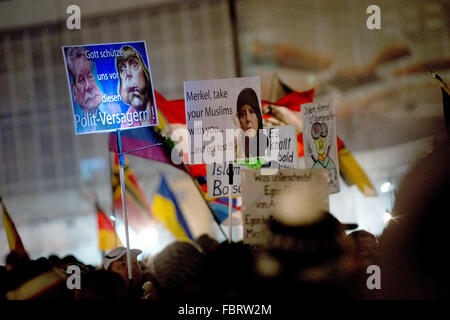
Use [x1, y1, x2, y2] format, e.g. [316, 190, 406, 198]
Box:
[1, 140, 448, 301]
[0, 219, 379, 301]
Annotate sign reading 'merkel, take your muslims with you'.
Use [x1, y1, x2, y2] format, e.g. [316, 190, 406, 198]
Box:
[184, 77, 262, 165]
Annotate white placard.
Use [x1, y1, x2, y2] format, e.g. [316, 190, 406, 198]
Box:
[241, 168, 330, 248]
[301, 99, 340, 193]
[205, 125, 298, 198]
[263, 125, 298, 169]
[184, 77, 262, 165]
[206, 163, 242, 198]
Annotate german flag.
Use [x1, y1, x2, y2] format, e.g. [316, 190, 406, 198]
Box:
[96, 202, 123, 251]
[1, 197, 29, 259]
[111, 153, 154, 233]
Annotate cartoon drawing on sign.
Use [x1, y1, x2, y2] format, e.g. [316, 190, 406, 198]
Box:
[310, 122, 337, 183]
[301, 99, 340, 193]
[236, 87, 263, 160]
[116, 45, 156, 127]
[65, 47, 121, 134]
[63, 41, 158, 135]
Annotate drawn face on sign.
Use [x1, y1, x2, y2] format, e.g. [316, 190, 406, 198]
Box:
[72, 56, 102, 112]
[117, 46, 151, 112]
[119, 58, 148, 111]
[312, 122, 328, 155]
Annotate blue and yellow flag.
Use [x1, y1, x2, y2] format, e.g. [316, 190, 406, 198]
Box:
[152, 175, 193, 242]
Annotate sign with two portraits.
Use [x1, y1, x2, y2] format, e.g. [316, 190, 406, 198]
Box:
[62, 41, 158, 135]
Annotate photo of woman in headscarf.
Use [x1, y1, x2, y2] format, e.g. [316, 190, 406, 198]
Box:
[235, 87, 263, 159]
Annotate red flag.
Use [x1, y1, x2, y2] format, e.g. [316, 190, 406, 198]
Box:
[273, 89, 315, 112]
[96, 202, 123, 251]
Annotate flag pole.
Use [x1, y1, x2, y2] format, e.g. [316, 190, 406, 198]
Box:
[228, 162, 233, 243]
[116, 130, 133, 294]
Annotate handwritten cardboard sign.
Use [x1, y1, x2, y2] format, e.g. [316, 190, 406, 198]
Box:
[206, 162, 242, 198]
[262, 125, 298, 169]
[301, 99, 340, 193]
[241, 168, 329, 248]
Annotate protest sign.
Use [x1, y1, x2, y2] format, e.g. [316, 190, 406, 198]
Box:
[263, 125, 298, 169]
[241, 168, 329, 248]
[301, 99, 340, 193]
[184, 77, 262, 165]
[206, 163, 242, 198]
[62, 41, 158, 135]
[205, 125, 298, 198]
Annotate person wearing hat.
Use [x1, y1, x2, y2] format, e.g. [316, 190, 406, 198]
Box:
[142, 241, 206, 300]
[253, 211, 359, 300]
[103, 247, 143, 298]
